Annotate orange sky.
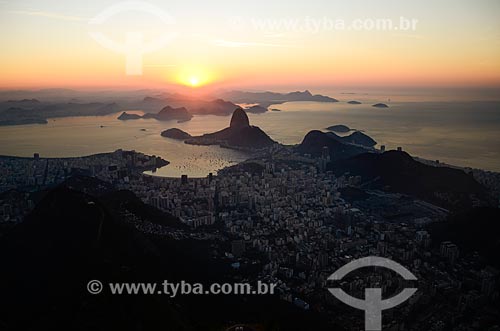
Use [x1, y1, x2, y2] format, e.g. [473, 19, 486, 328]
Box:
[1, 0, 500, 90]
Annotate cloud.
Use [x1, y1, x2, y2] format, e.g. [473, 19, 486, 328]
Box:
[212, 39, 291, 48]
[8, 9, 86, 22]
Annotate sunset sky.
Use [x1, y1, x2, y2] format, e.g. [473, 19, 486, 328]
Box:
[1, 0, 500, 90]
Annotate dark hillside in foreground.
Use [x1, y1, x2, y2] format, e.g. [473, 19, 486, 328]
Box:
[0, 179, 333, 331]
[332, 151, 489, 210]
[296, 130, 370, 160]
[428, 207, 500, 267]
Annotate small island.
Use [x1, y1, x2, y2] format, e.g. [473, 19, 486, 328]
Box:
[244, 105, 268, 113]
[347, 101, 362, 105]
[372, 103, 389, 108]
[326, 125, 351, 133]
[270, 108, 282, 112]
[143, 106, 193, 122]
[118, 112, 142, 120]
[161, 128, 192, 140]
[118, 106, 194, 122]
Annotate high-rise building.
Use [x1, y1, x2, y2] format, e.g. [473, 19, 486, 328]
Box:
[321, 146, 330, 161]
[481, 268, 498, 297]
[377, 241, 388, 255]
[440, 241, 459, 264]
[416, 230, 431, 248]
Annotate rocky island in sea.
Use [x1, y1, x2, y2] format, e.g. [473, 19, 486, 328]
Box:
[118, 112, 142, 120]
[347, 100, 362, 104]
[326, 124, 352, 133]
[118, 106, 193, 123]
[244, 105, 268, 113]
[161, 128, 192, 140]
[372, 103, 389, 108]
[167, 108, 275, 150]
[143, 106, 192, 122]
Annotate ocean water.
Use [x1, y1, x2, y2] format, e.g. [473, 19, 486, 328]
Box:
[0, 112, 249, 178]
[0, 97, 499, 176]
[250, 100, 500, 172]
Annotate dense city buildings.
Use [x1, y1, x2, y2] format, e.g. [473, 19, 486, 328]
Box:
[1, 149, 499, 330]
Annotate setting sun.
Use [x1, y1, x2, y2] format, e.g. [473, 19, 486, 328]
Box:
[175, 66, 215, 88]
[189, 76, 200, 87]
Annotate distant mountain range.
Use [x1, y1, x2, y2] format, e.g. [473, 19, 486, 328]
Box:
[134, 97, 240, 116]
[0, 97, 239, 126]
[0, 100, 120, 126]
[219, 90, 339, 108]
[0, 90, 341, 126]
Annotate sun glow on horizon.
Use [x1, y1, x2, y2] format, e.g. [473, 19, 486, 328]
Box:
[175, 66, 215, 88]
[1, 1, 500, 89]
[189, 76, 200, 87]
